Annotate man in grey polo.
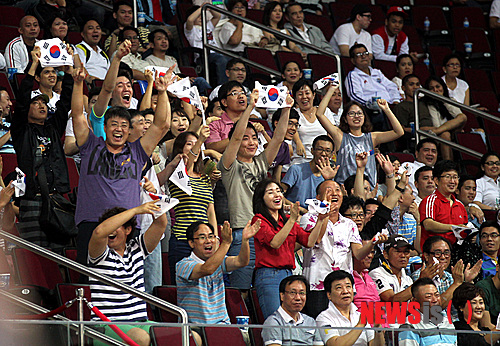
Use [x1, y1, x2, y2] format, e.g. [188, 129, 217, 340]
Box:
[262, 275, 323, 345]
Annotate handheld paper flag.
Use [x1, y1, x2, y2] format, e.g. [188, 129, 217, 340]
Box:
[35, 38, 73, 67]
[313, 73, 339, 92]
[254, 81, 288, 109]
[141, 189, 179, 218]
[452, 223, 478, 245]
[145, 66, 177, 81]
[12, 167, 26, 197]
[305, 198, 330, 215]
[169, 159, 192, 195]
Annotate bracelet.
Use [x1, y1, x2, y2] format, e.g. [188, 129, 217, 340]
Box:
[386, 173, 395, 179]
[395, 185, 405, 193]
[189, 149, 199, 156]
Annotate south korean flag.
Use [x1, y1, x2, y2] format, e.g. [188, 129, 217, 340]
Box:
[145, 66, 177, 82]
[169, 159, 192, 195]
[313, 73, 340, 93]
[254, 81, 288, 109]
[35, 38, 73, 67]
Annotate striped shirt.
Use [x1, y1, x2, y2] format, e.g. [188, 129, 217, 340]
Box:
[169, 174, 214, 241]
[88, 234, 149, 322]
[399, 312, 457, 346]
[176, 252, 230, 324]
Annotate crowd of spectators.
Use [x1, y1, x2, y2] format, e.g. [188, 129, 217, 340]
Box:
[1, 0, 500, 345]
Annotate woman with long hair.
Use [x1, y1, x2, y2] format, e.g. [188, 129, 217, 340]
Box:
[290, 79, 337, 166]
[316, 84, 404, 188]
[441, 53, 470, 105]
[166, 127, 217, 282]
[262, 1, 304, 55]
[474, 151, 500, 210]
[252, 178, 325, 318]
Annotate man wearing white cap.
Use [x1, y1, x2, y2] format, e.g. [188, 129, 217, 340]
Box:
[371, 6, 418, 63]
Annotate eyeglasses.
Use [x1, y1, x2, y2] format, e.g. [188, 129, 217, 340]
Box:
[440, 174, 459, 181]
[284, 290, 306, 297]
[227, 90, 246, 97]
[124, 35, 139, 40]
[446, 63, 461, 68]
[344, 213, 365, 219]
[288, 121, 300, 128]
[480, 233, 500, 239]
[347, 111, 364, 117]
[360, 14, 372, 18]
[354, 51, 370, 58]
[485, 161, 500, 166]
[229, 68, 246, 73]
[314, 147, 333, 154]
[193, 234, 218, 241]
[429, 250, 451, 257]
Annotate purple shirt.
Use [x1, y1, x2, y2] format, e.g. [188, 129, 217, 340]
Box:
[75, 132, 149, 224]
[266, 130, 290, 168]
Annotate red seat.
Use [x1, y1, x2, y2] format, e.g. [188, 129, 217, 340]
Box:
[329, 3, 353, 27]
[0, 153, 17, 179]
[414, 0, 449, 6]
[453, 28, 491, 56]
[388, 152, 415, 163]
[0, 25, 22, 54]
[161, 252, 171, 285]
[62, 248, 79, 283]
[150, 326, 197, 346]
[413, 63, 431, 83]
[471, 91, 499, 113]
[488, 134, 500, 153]
[308, 54, 339, 82]
[482, 118, 500, 137]
[304, 13, 334, 41]
[56, 283, 92, 320]
[491, 71, 500, 95]
[451, 6, 487, 29]
[463, 68, 493, 93]
[245, 47, 279, 83]
[461, 110, 482, 133]
[428, 46, 453, 67]
[412, 6, 450, 32]
[483, 209, 499, 222]
[341, 56, 355, 75]
[0, 73, 15, 104]
[275, 51, 307, 70]
[249, 288, 265, 324]
[455, 133, 487, 161]
[246, 9, 264, 23]
[152, 286, 178, 322]
[179, 66, 198, 78]
[13, 248, 63, 290]
[0, 6, 25, 27]
[225, 287, 251, 324]
[66, 31, 83, 46]
[373, 60, 396, 80]
[204, 326, 246, 346]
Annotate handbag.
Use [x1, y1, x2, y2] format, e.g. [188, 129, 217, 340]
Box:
[35, 146, 78, 243]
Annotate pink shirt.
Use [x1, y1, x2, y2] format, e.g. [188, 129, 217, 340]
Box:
[205, 112, 235, 144]
[353, 269, 388, 327]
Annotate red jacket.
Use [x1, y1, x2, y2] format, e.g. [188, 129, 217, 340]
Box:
[372, 26, 407, 55]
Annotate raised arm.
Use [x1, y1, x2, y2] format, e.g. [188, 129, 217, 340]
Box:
[265, 94, 293, 165]
[187, 125, 209, 169]
[372, 99, 404, 146]
[316, 84, 343, 145]
[226, 219, 260, 271]
[139, 69, 154, 111]
[376, 154, 396, 196]
[71, 68, 90, 146]
[93, 40, 131, 117]
[221, 89, 258, 170]
[353, 152, 368, 200]
[140, 66, 176, 157]
[88, 201, 161, 258]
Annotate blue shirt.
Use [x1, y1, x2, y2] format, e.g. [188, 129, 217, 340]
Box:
[482, 252, 497, 279]
[90, 105, 109, 140]
[282, 162, 323, 208]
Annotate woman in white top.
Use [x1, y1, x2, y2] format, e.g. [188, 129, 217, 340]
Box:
[290, 79, 336, 166]
[474, 152, 500, 210]
[392, 54, 414, 100]
[262, 2, 305, 55]
[441, 54, 470, 106]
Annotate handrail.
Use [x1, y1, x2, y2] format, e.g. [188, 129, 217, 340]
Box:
[200, 3, 342, 88]
[0, 289, 125, 345]
[0, 230, 191, 346]
[84, 0, 113, 11]
[413, 88, 500, 159]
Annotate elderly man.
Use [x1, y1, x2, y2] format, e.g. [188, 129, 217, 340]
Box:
[262, 275, 323, 346]
[399, 278, 457, 346]
[316, 270, 385, 346]
[4, 15, 40, 72]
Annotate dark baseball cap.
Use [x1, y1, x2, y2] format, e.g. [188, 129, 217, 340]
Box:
[30, 93, 49, 104]
[350, 4, 371, 21]
[384, 234, 414, 250]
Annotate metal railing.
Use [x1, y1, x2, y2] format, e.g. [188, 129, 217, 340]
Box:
[414, 88, 500, 159]
[0, 230, 190, 345]
[200, 3, 342, 88]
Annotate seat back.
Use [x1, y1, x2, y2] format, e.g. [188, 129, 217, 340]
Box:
[471, 91, 499, 113]
[488, 134, 500, 153]
[14, 248, 63, 290]
[0, 6, 25, 27]
[308, 54, 339, 82]
[412, 6, 449, 31]
[451, 6, 487, 29]
[372, 60, 396, 80]
[62, 248, 79, 283]
[150, 326, 197, 346]
[0, 153, 18, 180]
[454, 28, 491, 55]
[152, 286, 178, 322]
[455, 133, 487, 162]
[204, 326, 246, 346]
[161, 252, 171, 286]
[225, 287, 250, 324]
[304, 13, 334, 41]
[463, 69, 492, 92]
[275, 51, 306, 70]
[56, 284, 92, 320]
[249, 288, 265, 324]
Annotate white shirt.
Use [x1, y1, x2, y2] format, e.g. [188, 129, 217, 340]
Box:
[294, 25, 312, 44]
[441, 76, 469, 105]
[330, 23, 372, 56]
[4, 35, 34, 72]
[371, 29, 409, 62]
[369, 265, 413, 296]
[475, 175, 500, 208]
[300, 213, 361, 291]
[144, 54, 181, 74]
[345, 67, 402, 106]
[316, 301, 374, 346]
[490, 0, 500, 22]
[219, 21, 263, 52]
[75, 41, 110, 80]
[121, 52, 150, 74]
[407, 161, 426, 197]
[31, 89, 60, 114]
[392, 76, 404, 100]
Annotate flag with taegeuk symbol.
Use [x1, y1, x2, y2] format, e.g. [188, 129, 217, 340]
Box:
[35, 38, 73, 67]
[254, 81, 288, 109]
[145, 66, 177, 81]
[140, 188, 179, 219]
[168, 78, 205, 123]
[452, 223, 479, 245]
[169, 159, 192, 196]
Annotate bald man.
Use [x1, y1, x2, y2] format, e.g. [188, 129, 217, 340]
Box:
[4, 15, 40, 72]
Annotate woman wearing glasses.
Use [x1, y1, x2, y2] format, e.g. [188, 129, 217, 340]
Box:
[165, 126, 218, 283]
[316, 83, 404, 188]
[441, 54, 470, 106]
[251, 178, 325, 319]
[474, 151, 500, 210]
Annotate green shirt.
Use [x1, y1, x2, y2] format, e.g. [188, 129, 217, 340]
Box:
[476, 276, 500, 324]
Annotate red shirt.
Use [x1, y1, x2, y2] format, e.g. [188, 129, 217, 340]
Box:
[419, 190, 468, 249]
[252, 213, 310, 269]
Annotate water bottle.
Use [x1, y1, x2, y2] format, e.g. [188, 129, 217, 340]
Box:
[424, 17, 430, 33]
[463, 17, 469, 28]
[138, 12, 145, 26]
[424, 54, 430, 67]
